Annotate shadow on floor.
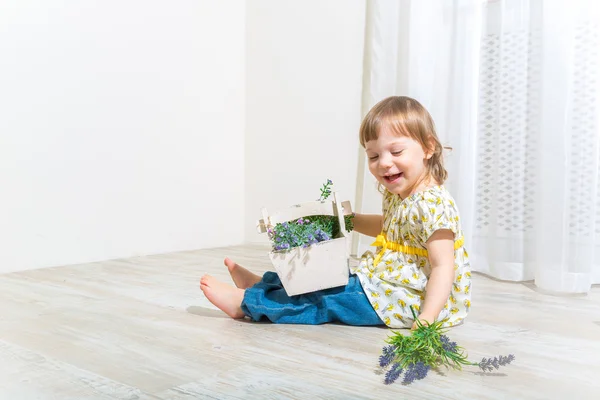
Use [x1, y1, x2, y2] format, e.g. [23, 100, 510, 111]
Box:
[186, 305, 230, 318]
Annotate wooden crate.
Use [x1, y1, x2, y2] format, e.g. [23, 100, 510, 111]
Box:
[256, 192, 353, 296]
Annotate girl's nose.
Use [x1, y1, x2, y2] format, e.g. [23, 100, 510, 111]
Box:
[379, 154, 393, 168]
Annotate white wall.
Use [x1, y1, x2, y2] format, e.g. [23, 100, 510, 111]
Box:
[245, 0, 366, 245]
[0, 1, 245, 272]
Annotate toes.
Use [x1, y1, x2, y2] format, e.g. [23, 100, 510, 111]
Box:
[224, 257, 236, 269]
[200, 276, 213, 293]
[200, 274, 212, 286]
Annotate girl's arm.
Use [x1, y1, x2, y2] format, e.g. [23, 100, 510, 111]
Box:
[352, 213, 383, 238]
[413, 229, 455, 328]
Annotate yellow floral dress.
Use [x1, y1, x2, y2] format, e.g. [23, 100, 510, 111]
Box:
[351, 185, 471, 328]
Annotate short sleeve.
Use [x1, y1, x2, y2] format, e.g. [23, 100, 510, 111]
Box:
[409, 197, 459, 245]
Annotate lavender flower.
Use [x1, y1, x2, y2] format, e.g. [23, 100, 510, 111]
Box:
[479, 354, 515, 372]
[402, 362, 430, 385]
[440, 335, 457, 352]
[297, 218, 305, 225]
[499, 354, 515, 365]
[319, 179, 333, 201]
[379, 345, 396, 367]
[377, 311, 515, 386]
[384, 362, 403, 385]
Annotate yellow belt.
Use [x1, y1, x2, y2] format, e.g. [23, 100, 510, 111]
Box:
[371, 234, 464, 266]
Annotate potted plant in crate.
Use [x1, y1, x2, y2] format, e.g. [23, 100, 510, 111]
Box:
[256, 180, 354, 296]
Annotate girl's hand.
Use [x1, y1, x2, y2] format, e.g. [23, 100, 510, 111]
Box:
[411, 315, 435, 331]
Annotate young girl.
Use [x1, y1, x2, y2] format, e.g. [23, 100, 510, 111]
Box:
[200, 96, 471, 329]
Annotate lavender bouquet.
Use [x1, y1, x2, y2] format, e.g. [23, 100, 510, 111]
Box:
[379, 307, 515, 385]
[268, 179, 354, 252]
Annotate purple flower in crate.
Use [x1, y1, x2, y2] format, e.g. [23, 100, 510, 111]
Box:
[302, 234, 318, 248]
[384, 362, 403, 385]
[305, 234, 318, 247]
[275, 243, 290, 251]
[267, 179, 353, 252]
[314, 229, 330, 242]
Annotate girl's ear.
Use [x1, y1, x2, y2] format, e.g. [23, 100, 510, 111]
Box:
[424, 136, 436, 159]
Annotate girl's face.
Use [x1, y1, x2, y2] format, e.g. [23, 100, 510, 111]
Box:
[365, 125, 433, 199]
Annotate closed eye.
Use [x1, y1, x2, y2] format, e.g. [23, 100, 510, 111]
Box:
[368, 155, 379, 160]
[392, 150, 404, 155]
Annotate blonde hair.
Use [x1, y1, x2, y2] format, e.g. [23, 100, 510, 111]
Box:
[359, 96, 448, 185]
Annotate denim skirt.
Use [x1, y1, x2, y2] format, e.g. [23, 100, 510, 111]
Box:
[240, 271, 384, 325]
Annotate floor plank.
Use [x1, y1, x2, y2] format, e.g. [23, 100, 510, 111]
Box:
[1, 244, 599, 399]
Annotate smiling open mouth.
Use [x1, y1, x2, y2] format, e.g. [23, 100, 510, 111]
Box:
[384, 173, 403, 182]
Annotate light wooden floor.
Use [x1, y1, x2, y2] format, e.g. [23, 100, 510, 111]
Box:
[1, 244, 599, 400]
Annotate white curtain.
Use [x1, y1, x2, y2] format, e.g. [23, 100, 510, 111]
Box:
[357, 0, 600, 293]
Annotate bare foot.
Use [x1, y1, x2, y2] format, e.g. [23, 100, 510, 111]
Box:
[224, 257, 262, 289]
[200, 274, 246, 319]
